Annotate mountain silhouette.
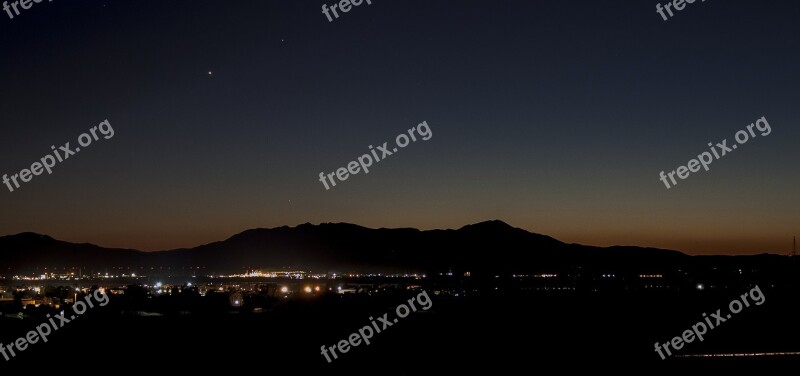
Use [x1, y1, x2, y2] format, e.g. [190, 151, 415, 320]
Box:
[0, 220, 781, 275]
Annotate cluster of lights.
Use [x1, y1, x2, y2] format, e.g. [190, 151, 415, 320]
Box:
[330, 273, 424, 279]
[217, 271, 308, 279]
[281, 285, 323, 294]
[10, 272, 145, 280]
[5, 271, 430, 281]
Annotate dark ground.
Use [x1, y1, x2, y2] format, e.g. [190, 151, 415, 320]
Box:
[0, 286, 798, 373]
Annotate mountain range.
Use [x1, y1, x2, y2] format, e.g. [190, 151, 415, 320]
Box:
[0, 220, 787, 275]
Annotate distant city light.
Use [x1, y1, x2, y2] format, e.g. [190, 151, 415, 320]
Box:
[280, 286, 289, 293]
[696, 283, 705, 290]
[304, 286, 312, 293]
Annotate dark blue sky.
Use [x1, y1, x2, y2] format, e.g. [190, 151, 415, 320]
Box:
[0, 0, 798, 254]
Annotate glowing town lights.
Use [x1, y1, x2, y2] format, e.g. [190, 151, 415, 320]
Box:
[304, 286, 312, 293]
[155, 282, 162, 288]
[280, 286, 289, 293]
[314, 286, 321, 292]
[696, 283, 705, 290]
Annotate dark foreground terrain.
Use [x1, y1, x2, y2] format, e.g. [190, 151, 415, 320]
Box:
[0, 286, 798, 372]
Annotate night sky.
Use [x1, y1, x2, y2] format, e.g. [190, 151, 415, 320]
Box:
[0, 0, 798, 254]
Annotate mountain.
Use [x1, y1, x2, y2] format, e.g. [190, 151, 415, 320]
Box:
[0, 232, 142, 273]
[0, 221, 780, 275]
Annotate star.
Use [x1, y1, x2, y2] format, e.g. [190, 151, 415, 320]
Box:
[208, 71, 213, 76]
